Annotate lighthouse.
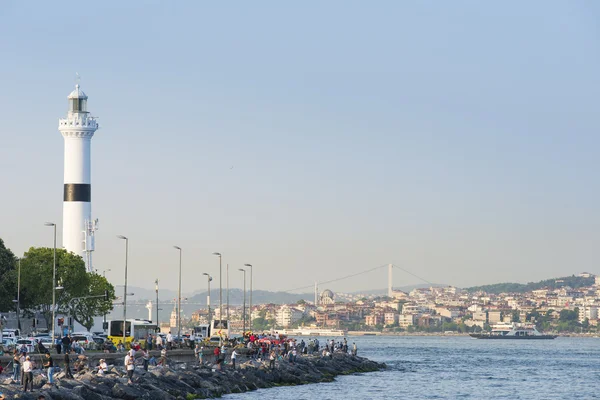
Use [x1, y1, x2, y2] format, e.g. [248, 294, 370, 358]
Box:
[58, 83, 99, 272]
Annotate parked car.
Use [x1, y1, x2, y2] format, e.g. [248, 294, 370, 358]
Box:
[92, 335, 106, 345]
[16, 338, 36, 353]
[70, 332, 95, 344]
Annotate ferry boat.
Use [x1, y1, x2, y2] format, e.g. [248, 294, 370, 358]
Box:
[278, 328, 347, 337]
[469, 323, 557, 340]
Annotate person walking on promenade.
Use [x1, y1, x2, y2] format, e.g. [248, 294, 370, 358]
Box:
[64, 352, 74, 378]
[12, 350, 21, 384]
[22, 356, 33, 392]
[189, 333, 195, 349]
[231, 348, 238, 370]
[62, 335, 71, 354]
[166, 332, 173, 350]
[155, 334, 163, 350]
[43, 352, 55, 386]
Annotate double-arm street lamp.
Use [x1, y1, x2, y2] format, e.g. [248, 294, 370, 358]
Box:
[116, 235, 128, 346]
[173, 246, 182, 339]
[202, 273, 212, 327]
[238, 268, 246, 336]
[244, 263, 253, 332]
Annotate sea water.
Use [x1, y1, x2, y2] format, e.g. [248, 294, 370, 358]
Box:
[225, 335, 600, 399]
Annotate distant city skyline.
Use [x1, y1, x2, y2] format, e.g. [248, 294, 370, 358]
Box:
[1, 2, 599, 294]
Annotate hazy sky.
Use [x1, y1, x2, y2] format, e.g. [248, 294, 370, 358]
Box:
[1, 1, 599, 295]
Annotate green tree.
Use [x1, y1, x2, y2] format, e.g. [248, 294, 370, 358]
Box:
[512, 310, 520, 323]
[70, 272, 116, 331]
[19, 247, 116, 332]
[0, 238, 17, 312]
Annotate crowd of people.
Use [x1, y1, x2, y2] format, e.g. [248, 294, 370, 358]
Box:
[0, 331, 360, 391]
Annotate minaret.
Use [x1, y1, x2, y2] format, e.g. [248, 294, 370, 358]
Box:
[58, 82, 99, 272]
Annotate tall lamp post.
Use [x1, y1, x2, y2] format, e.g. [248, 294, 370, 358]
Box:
[173, 246, 182, 340]
[45, 222, 57, 348]
[100, 269, 111, 333]
[202, 273, 212, 327]
[226, 263, 230, 325]
[155, 279, 159, 327]
[116, 235, 128, 347]
[244, 264, 253, 332]
[14, 259, 21, 331]
[212, 253, 222, 328]
[238, 268, 246, 336]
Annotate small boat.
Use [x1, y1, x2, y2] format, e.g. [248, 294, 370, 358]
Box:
[469, 322, 557, 340]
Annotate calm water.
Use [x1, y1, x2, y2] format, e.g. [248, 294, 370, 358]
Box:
[225, 335, 600, 399]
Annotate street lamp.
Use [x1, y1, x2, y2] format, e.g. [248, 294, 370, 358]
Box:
[244, 263, 253, 333]
[44, 222, 57, 348]
[226, 263, 230, 327]
[155, 279, 159, 327]
[14, 258, 21, 331]
[116, 235, 128, 347]
[173, 246, 182, 340]
[100, 269, 111, 332]
[203, 273, 212, 327]
[239, 268, 246, 336]
[212, 253, 222, 330]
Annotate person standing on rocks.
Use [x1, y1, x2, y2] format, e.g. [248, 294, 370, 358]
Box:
[12, 349, 21, 384]
[213, 346, 221, 365]
[194, 344, 201, 365]
[125, 350, 135, 384]
[352, 342, 357, 356]
[64, 352, 74, 379]
[43, 352, 55, 386]
[22, 356, 33, 392]
[269, 349, 276, 370]
[231, 348, 238, 370]
[142, 348, 149, 371]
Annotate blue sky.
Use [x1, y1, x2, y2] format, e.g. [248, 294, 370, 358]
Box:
[1, 1, 599, 294]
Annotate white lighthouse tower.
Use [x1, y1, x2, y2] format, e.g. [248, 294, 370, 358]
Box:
[58, 82, 99, 272]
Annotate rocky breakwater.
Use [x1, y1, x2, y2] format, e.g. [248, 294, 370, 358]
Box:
[0, 352, 385, 399]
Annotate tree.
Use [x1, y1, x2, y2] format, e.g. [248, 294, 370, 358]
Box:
[19, 247, 115, 332]
[70, 272, 116, 331]
[0, 238, 17, 312]
[512, 310, 520, 323]
[297, 299, 306, 305]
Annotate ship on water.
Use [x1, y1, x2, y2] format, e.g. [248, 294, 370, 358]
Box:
[470, 322, 557, 339]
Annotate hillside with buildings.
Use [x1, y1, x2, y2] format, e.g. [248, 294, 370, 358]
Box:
[173, 272, 600, 335]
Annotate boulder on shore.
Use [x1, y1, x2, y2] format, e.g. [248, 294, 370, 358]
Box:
[0, 352, 385, 399]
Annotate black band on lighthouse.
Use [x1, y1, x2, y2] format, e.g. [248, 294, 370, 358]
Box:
[64, 184, 91, 202]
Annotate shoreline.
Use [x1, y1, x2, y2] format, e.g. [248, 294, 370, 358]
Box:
[0, 351, 385, 399]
